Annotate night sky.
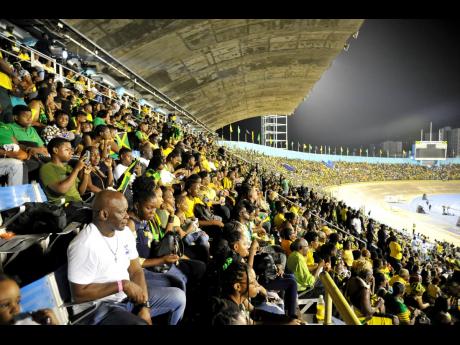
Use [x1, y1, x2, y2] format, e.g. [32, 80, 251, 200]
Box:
[220, 19, 460, 151]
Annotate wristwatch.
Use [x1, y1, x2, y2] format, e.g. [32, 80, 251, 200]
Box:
[140, 301, 152, 309]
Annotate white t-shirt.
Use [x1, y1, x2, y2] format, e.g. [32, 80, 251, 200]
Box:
[351, 218, 362, 234]
[67, 223, 139, 313]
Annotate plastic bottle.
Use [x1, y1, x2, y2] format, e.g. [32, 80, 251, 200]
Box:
[316, 295, 325, 323]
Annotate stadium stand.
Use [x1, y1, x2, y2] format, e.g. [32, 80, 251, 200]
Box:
[0, 24, 459, 327]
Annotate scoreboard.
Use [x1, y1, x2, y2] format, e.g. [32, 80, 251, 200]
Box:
[414, 141, 447, 160]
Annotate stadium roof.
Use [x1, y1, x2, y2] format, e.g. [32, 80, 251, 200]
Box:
[64, 19, 364, 130]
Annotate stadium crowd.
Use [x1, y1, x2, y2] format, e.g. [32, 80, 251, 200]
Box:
[0, 30, 459, 326]
[234, 149, 460, 192]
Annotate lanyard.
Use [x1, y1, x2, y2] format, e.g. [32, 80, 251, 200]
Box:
[148, 215, 164, 242]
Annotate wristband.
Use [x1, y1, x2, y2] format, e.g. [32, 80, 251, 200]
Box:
[117, 280, 123, 293]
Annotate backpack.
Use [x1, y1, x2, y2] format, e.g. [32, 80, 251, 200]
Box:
[7, 202, 67, 235]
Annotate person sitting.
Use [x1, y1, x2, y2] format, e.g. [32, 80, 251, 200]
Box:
[7, 105, 48, 157]
[174, 193, 211, 263]
[41, 110, 76, 144]
[113, 147, 141, 184]
[384, 282, 421, 325]
[39, 137, 90, 203]
[287, 238, 325, 297]
[389, 268, 410, 289]
[93, 109, 110, 127]
[83, 125, 119, 158]
[78, 146, 114, 192]
[280, 226, 296, 257]
[0, 122, 28, 185]
[0, 273, 59, 325]
[67, 190, 185, 325]
[345, 259, 392, 324]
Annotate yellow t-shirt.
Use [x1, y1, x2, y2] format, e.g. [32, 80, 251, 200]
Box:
[305, 249, 315, 266]
[162, 147, 173, 158]
[389, 275, 407, 287]
[389, 241, 403, 260]
[0, 52, 13, 91]
[202, 159, 212, 172]
[222, 177, 233, 190]
[274, 213, 286, 229]
[342, 249, 354, 267]
[289, 205, 299, 215]
[184, 196, 205, 219]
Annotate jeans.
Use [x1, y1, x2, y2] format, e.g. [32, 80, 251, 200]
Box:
[262, 274, 298, 318]
[79, 270, 186, 325]
[0, 158, 23, 185]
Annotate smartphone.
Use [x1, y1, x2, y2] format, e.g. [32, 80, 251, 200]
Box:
[83, 150, 91, 164]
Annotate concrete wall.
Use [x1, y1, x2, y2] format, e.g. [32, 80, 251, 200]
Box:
[220, 141, 460, 165]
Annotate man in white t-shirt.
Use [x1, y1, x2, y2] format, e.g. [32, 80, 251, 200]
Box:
[351, 213, 362, 235]
[67, 190, 185, 325]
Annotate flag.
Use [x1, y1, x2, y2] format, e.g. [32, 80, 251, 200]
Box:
[328, 146, 331, 154]
[380, 149, 383, 157]
[359, 148, 362, 156]
[117, 159, 138, 193]
[403, 149, 406, 157]
[323, 160, 335, 169]
[117, 132, 131, 149]
[340, 146, 343, 154]
[237, 126, 241, 134]
[320, 146, 323, 154]
[291, 141, 294, 149]
[366, 148, 369, 156]
[269, 136, 272, 145]
[257, 133, 260, 143]
[346, 147, 349, 155]
[282, 163, 296, 172]
[251, 131, 254, 143]
[229, 124, 233, 133]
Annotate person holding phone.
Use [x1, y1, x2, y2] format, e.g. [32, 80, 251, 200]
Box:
[39, 137, 91, 203]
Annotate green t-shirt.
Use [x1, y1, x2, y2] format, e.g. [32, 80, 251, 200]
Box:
[287, 251, 316, 292]
[93, 117, 106, 127]
[7, 122, 44, 147]
[0, 122, 15, 145]
[39, 162, 82, 203]
[135, 130, 148, 141]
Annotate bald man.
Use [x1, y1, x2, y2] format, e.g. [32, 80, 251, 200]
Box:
[67, 190, 185, 325]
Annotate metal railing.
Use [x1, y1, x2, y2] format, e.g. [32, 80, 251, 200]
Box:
[319, 271, 360, 325]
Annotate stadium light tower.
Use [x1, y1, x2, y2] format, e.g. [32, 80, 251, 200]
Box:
[261, 115, 288, 150]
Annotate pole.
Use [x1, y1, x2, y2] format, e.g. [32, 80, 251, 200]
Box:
[430, 122, 432, 141]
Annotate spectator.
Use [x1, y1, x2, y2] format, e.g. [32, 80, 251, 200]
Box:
[287, 238, 325, 297]
[67, 190, 187, 325]
[39, 138, 89, 203]
[0, 273, 59, 325]
[384, 282, 421, 325]
[78, 146, 114, 192]
[41, 110, 76, 144]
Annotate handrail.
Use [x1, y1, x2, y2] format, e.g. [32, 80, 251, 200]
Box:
[319, 271, 361, 325]
[0, 33, 164, 118]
